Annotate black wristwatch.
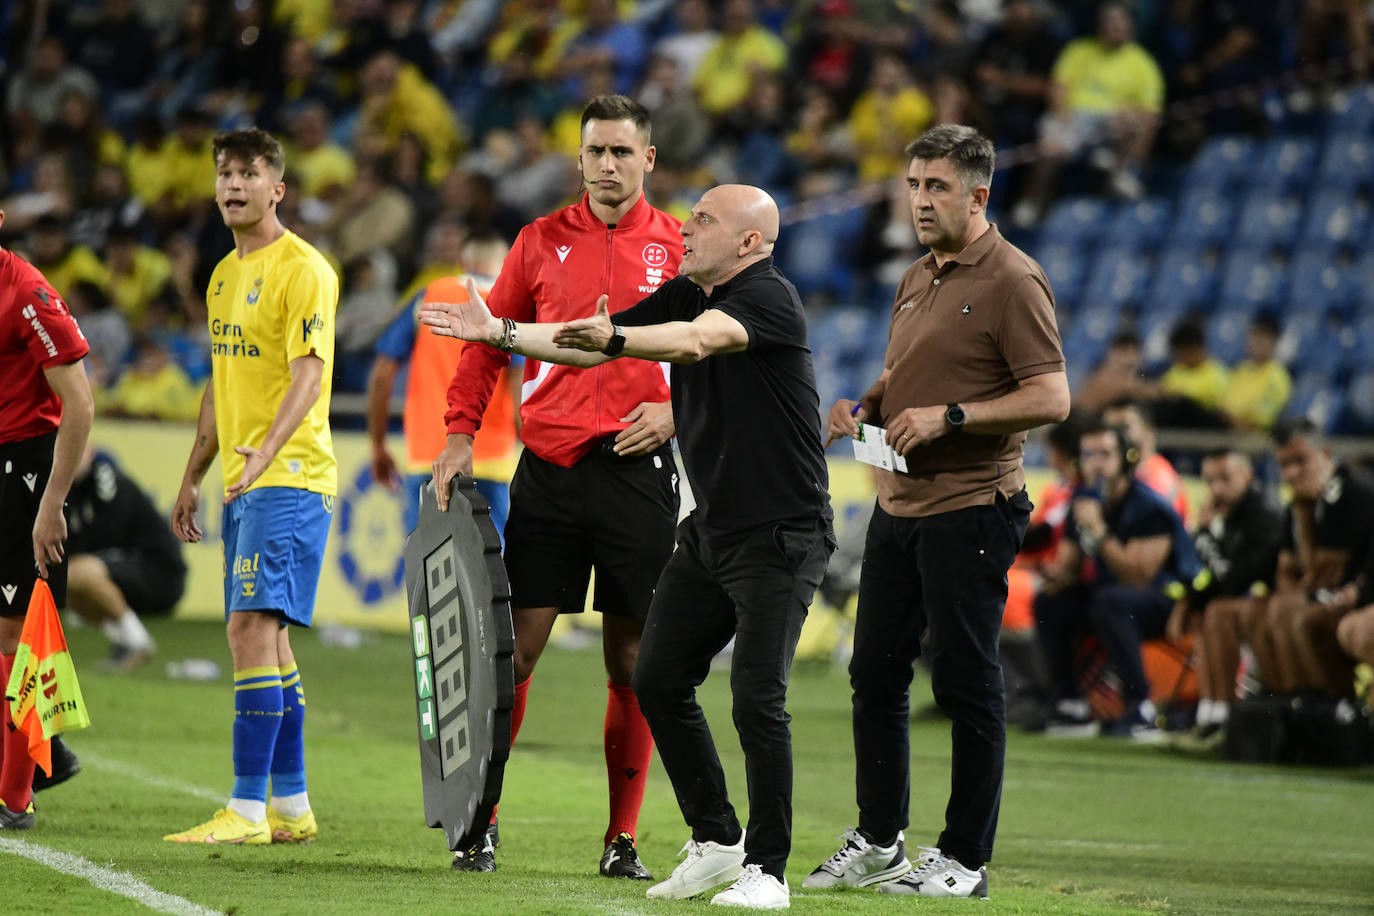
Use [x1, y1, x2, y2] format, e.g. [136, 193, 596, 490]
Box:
[602, 325, 626, 357]
[945, 403, 966, 429]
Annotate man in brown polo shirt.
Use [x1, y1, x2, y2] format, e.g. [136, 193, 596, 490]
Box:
[805, 124, 1068, 899]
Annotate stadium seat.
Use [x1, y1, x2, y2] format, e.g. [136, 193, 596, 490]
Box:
[1299, 189, 1371, 249]
[810, 304, 877, 361]
[779, 204, 867, 302]
[1338, 368, 1374, 434]
[1233, 194, 1304, 250]
[1283, 368, 1346, 433]
[1217, 246, 1287, 313]
[1102, 197, 1173, 252]
[1060, 305, 1120, 373]
[1148, 246, 1219, 312]
[1206, 307, 1256, 365]
[1289, 248, 1358, 315]
[1180, 135, 1258, 195]
[1171, 191, 1235, 248]
[1032, 242, 1087, 310]
[1136, 303, 1196, 369]
[1315, 135, 1374, 192]
[1082, 247, 1153, 308]
[1038, 196, 1111, 247]
[1254, 136, 1319, 194]
[1325, 84, 1374, 136]
[1354, 249, 1374, 315]
[1275, 309, 1336, 376]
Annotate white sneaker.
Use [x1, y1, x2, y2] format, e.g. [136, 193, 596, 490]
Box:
[802, 827, 911, 888]
[711, 863, 789, 909]
[880, 849, 989, 898]
[646, 833, 747, 900]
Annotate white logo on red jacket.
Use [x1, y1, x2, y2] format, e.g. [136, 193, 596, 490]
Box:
[556, 245, 572, 263]
[642, 243, 668, 267]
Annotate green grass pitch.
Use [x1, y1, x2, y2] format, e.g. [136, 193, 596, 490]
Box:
[8, 617, 1373, 914]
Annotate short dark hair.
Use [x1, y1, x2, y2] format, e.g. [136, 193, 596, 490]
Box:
[1250, 309, 1281, 336]
[1080, 419, 1140, 472]
[1168, 320, 1206, 350]
[1109, 330, 1141, 350]
[581, 94, 652, 142]
[1046, 413, 1088, 461]
[905, 124, 995, 192]
[1272, 416, 1323, 449]
[212, 127, 285, 178]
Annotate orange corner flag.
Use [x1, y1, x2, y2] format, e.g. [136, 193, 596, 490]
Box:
[4, 580, 91, 776]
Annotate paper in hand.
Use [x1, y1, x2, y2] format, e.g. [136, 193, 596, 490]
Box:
[852, 423, 908, 473]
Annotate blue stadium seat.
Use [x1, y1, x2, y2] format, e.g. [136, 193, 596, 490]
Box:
[1316, 135, 1374, 192]
[1033, 242, 1087, 309]
[1325, 84, 1374, 137]
[1289, 248, 1357, 314]
[1180, 135, 1258, 194]
[1300, 189, 1371, 248]
[1103, 197, 1173, 252]
[1355, 249, 1374, 315]
[810, 304, 877, 361]
[1276, 309, 1334, 376]
[1171, 191, 1235, 247]
[1060, 305, 1120, 374]
[1217, 246, 1287, 312]
[1338, 369, 1374, 434]
[1254, 137, 1319, 193]
[1039, 196, 1111, 247]
[1148, 246, 1219, 312]
[1136, 304, 1196, 370]
[1206, 307, 1257, 364]
[1233, 194, 1304, 250]
[1283, 368, 1345, 433]
[1082, 247, 1153, 308]
[778, 204, 867, 301]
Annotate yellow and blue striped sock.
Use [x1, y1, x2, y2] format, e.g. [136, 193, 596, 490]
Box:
[231, 666, 284, 817]
[270, 663, 308, 809]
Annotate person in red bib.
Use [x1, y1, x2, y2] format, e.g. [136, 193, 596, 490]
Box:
[0, 206, 96, 829]
[431, 95, 681, 878]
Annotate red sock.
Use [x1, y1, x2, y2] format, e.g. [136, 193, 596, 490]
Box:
[491, 676, 532, 826]
[0, 654, 33, 814]
[603, 681, 653, 846]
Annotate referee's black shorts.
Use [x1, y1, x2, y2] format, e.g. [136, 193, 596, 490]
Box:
[503, 437, 679, 620]
[0, 431, 66, 617]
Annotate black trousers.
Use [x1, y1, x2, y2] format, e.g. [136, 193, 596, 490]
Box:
[1034, 583, 1174, 705]
[633, 516, 831, 880]
[850, 492, 1030, 868]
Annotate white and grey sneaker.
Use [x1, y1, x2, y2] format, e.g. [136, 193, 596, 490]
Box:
[711, 863, 789, 909]
[802, 827, 911, 888]
[647, 833, 747, 900]
[881, 849, 989, 898]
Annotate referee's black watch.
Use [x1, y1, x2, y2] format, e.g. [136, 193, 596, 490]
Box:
[602, 325, 627, 357]
[945, 403, 966, 430]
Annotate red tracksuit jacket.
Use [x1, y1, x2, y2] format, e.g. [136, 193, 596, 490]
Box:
[445, 193, 681, 466]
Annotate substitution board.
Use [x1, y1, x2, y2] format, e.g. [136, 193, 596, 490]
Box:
[403, 476, 515, 854]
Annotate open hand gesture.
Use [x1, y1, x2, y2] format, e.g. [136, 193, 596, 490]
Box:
[420, 276, 501, 345]
[553, 295, 614, 352]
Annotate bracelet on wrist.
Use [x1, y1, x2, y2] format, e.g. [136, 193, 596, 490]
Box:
[495, 317, 518, 352]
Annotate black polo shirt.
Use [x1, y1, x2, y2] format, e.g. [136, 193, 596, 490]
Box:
[615, 257, 831, 539]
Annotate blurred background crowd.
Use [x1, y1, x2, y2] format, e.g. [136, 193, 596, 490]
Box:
[3, 0, 1372, 433]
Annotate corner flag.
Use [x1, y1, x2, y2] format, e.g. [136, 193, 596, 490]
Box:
[4, 579, 91, 776]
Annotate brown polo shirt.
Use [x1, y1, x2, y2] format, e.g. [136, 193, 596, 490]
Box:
[865, 223, 1063, 518]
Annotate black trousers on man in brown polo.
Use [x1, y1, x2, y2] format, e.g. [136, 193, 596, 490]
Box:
[849, 490, 1031, 869]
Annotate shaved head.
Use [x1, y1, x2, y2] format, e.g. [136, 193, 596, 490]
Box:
[710, 184, 779, 247]
[680, 184, 779, 292]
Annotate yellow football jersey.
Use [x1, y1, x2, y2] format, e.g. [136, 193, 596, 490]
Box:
[207, 230, 339, 496]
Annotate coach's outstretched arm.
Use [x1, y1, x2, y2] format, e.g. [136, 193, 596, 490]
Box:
[421, 277, 749, 367]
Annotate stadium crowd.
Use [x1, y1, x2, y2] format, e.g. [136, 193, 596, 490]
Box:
[3, 0, 1372, 773]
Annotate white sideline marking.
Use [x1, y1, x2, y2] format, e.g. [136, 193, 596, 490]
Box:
[83, 753, 223, 801]
[0, 838, 220, 916]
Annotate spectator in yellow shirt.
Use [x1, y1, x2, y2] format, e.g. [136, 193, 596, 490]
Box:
[693, 0, 788, 118]
[846, 52, 936, 183]
[288, 102, 357, 201]
[1014, 2, 1164, 225]
[355, 49, 462, 185]
[27, 213, 108, 299]
[1220, 312, 1292, 431]
[1155, 320, 1230, 429]
[104, 225, 173, 330]
[102, 335, 203, 422]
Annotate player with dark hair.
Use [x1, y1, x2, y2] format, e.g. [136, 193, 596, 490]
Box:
[166, 127, 339, 845]
[0, 206, 96, 829]
[430, 95, 681, 876]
